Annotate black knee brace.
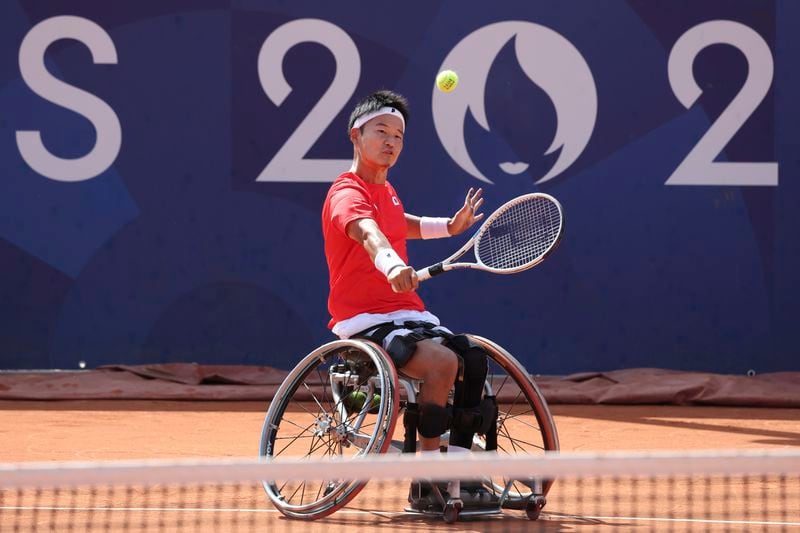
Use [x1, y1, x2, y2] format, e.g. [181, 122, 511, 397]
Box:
[417, 402, 453, 439]
[452, 396, 498, 435]
[402, 402, 453, 453]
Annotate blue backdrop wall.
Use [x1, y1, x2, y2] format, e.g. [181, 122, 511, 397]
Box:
[1, 1, 797, 373]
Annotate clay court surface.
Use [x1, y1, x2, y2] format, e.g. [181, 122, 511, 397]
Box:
[2, 401, 799, 531]
[2, 401, 799, 461]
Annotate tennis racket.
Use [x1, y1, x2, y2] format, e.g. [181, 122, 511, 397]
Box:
[416, 193, 564, 281]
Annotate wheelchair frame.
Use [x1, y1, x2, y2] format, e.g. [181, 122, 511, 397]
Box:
[259, 335, 559, 522]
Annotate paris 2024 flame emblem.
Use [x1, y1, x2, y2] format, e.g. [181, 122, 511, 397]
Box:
[432, 21, 598, 185]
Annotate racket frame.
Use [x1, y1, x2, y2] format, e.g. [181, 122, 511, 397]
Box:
[416, 193, 564, 281]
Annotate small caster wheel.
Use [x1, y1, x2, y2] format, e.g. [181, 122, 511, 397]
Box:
[525, 495, 546, 520]
[443, 499, 463, 523]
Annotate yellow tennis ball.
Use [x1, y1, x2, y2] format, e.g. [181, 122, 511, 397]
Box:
[343, 391, 381, 413]
[343, 391, 367, 411]
[436, 70, 459, 93]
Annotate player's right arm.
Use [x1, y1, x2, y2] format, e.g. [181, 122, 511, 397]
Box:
[345, 218, 418, 293]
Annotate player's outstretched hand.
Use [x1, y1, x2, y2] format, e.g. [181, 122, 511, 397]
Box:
[447, 187, 484, 236]
[387, 265, 419, 293]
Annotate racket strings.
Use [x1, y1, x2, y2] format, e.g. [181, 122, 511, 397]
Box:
[475, 198, 562, 271]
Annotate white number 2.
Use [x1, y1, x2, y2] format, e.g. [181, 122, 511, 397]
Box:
[667, 20, 777, 186]
[256, 19, 360, 182]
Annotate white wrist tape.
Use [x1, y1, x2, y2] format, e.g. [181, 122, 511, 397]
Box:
[374, 248, 406, 277]
[419, 217, 451, 239]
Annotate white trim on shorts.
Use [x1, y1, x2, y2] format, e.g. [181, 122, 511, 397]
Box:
[332, 310, 452, 350]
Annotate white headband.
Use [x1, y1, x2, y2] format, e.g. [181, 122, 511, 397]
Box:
[352, 106, 405, 131]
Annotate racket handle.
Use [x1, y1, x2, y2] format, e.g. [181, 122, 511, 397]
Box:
[415, 263, 444, 283]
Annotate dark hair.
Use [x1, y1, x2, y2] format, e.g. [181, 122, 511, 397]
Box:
[347, 90, 410, 135]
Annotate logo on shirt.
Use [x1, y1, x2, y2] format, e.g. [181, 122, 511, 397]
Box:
[391, 196, 400, 206]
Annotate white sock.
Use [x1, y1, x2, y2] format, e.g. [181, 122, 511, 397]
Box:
[446, 445, 471, 497]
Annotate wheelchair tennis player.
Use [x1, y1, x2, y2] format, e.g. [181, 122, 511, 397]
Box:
[321, 90, 498, 512]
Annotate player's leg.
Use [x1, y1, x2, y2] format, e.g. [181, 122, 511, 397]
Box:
[398, 338, 458, 451]
[398, 338, 461, 512]
[353, 324, 463, 510]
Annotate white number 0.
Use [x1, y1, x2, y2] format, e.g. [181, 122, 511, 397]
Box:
[256, 19, 360, 182]
[667, 20, 777, 186]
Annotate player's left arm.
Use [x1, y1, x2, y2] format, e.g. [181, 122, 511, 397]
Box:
[404, 214, 423, 239]
[404, 187, 484, 239]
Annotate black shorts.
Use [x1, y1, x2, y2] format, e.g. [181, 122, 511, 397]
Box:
[355, 322, 453, 369]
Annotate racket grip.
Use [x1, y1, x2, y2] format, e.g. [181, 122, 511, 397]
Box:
[415, 263, 444, 283]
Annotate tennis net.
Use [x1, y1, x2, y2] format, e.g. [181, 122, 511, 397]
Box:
[1, 449, 799, 532]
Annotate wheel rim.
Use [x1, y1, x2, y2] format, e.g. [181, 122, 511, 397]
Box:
[260, 340, 399, 517]
[467, 335, 559, 501]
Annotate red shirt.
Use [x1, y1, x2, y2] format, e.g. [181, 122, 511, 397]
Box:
[322, 172, 425, 328]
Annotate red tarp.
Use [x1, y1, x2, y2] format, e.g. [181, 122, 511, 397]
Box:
[1, 365, 799, 407]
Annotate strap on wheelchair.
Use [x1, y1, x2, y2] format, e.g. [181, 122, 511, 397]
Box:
[354, 321, 451, 344]
[353, 321, 453, 369]
[484, 402, 498, 451]
[451, 396, 499, 451]
[352, 322, 398, 345]
[403, 402, 419, 453]
[451, 396, 498, 436]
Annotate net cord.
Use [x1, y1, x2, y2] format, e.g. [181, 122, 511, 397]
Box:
[1, 449, 799, 490]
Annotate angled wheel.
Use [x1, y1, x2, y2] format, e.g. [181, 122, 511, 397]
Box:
[259, 339, 400, 519]
[465, 335, 559, 503]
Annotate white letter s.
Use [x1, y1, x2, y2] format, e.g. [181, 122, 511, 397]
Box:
[17, 15, 121, 182]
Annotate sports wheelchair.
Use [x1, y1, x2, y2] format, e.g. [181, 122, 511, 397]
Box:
[259, 335, 559, 523]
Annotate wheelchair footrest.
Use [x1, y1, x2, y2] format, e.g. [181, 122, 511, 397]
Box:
[406, 481, 503, 520]
[404, 505, 502, 518]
